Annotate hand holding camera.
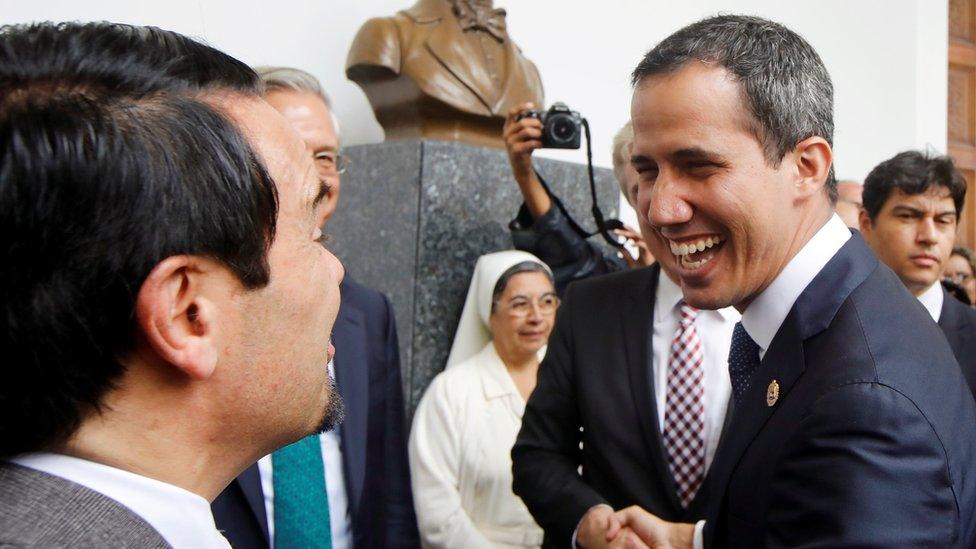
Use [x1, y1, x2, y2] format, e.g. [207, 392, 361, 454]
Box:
[515, 102, 582, 149]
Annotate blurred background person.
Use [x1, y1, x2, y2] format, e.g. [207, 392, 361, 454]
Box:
[212, 67, 418, 549]
[944, 246, 976, 305]
[834, 179, 863, 228]
[503, 105, 653, 293]
[409, 251, 556, 548]
[860, 150, 976, 398]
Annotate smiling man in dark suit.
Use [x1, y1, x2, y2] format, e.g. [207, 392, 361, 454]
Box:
[211, 68, 418, 549]
[859, 150, 976, 398]
[607, 14, 976, 548]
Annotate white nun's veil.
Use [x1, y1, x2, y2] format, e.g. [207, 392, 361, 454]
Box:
[444, 250, 551, 369]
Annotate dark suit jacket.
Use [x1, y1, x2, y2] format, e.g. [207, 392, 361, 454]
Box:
[704, 235, 976, 548]
[939, 287, 976, 398]
[0, 462, 169, 548]
[510, 180, 626, 295]
[512, 265, 713, 548]
[212, 277, 419, 549]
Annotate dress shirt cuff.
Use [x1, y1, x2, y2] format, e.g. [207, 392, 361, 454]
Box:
[693, 520, 705, 549]
[571, 504, 613, 548]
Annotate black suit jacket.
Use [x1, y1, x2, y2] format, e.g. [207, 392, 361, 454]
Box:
[704, 235, 976, 547]
[513, 265, 714, 548]
[939, 288, 976, 398]
[212, 277, 419, 549]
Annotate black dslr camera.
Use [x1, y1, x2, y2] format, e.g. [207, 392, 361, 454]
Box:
[516, 102, 582, 149]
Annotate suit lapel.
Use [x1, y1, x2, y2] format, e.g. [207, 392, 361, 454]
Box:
[236, 464, 270, 544]
[622, 266, 684, 511]
[332, 293, 368, 517]
[706, 234, 878, 520]
[491, 38, 542, 114]
[938, 289, 966, 344]
[425, 16, 496, 111]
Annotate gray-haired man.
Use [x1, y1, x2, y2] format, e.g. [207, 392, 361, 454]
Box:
[211, 67, 420, 549]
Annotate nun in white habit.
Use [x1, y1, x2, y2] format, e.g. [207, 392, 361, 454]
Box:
[409, 250, 560, 549]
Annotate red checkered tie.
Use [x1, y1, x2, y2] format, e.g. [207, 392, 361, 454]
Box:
[663, 302, 705, 508]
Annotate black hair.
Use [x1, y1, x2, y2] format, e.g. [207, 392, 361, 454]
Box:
[0, 21, 277, 457]
[862, 151, 966, 221]
[631, 15, 836, 201]
[490, 261, 553, 313]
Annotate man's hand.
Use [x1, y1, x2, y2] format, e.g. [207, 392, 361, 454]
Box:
[606, 506, 695, 549]
[503, 102, 543, 184]
[577, 505, 653, 549]
[502, 102, 551, 219]
[614, 225, 655, 269]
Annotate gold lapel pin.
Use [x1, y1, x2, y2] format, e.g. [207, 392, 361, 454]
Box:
[766, 380, 780, 407]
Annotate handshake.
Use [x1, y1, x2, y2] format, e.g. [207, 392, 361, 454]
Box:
[578, 505, 694, 549]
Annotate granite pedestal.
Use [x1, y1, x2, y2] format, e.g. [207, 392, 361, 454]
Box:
[328, 139, 619, 416]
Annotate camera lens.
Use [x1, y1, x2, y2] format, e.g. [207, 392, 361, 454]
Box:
[549, 115, 576, 143]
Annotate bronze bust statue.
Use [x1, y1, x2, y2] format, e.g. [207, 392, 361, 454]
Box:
[346, 0, 545, 148]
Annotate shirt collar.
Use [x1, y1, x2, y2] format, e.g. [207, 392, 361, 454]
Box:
[476, 341, 541, 420]
[655, 267, 740, 322]
[12, 452, 228, 549]
[741, 214, 852, 355]
[916, 281, 944, 322]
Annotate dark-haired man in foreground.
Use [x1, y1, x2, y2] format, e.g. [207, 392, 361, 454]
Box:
[0, 22, 344, 547]
[609, 14, 976, 549]
[859, 150, 976, 397]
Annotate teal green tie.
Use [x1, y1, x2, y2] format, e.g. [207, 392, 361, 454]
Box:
[272, 435, 332, 549]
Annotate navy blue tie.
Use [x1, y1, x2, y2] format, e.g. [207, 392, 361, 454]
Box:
[728, 322, 762, 404]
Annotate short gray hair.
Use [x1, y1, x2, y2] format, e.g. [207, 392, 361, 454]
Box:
[611, 121, 634, 200]
[255, 66, 340, 138]
[631, 15, 836, 202]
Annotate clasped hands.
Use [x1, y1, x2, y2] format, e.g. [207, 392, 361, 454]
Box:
[577, 504, 695, 549]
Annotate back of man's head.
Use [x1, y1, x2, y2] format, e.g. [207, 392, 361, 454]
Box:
[631, 14, 836, 201]
[0, 22, 278, 458]
[862, 151, 966, 220]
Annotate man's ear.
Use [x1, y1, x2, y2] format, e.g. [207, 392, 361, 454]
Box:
[858, 208, 874, 237]
[134, 256, 224, 381]
[793, 136, 833, 199]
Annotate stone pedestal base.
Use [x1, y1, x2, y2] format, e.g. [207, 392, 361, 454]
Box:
[329, 139, 619, 414]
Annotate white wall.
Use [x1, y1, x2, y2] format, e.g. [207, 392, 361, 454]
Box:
[1, 0, 947, 183]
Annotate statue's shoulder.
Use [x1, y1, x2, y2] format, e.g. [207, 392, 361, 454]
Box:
[346, 15, 405, 75]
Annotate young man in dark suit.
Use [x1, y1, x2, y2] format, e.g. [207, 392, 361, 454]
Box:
[859, 151, 976, 398]
[608, 14, 976, 548]
[211, 67, 419, 549]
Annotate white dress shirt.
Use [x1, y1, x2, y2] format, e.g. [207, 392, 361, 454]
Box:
[409, 342, 544, 548]
[257, 359, 352, 549]
[653, 272, 739, 472]
[12, 452, 230, 549]
[917, 281, 944, 322]
[692, 213, 851, 548]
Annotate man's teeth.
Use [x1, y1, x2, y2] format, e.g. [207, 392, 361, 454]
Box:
[669, 236, 724, 256]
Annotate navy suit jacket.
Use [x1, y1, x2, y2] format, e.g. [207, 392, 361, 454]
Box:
[212, 277, 420, 549]
[704, 235, 976, 548]
[939, 288, 976, 398]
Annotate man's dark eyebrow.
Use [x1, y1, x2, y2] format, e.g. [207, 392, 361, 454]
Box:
[631, 154, 653, 166]
[312, 180, 330, 208]
[672, 147, 725, 161]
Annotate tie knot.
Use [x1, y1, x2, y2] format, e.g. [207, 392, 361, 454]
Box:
[679, 302, 699, 325]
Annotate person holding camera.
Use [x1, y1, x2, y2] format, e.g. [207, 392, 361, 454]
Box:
[503, 103, 653, 294]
